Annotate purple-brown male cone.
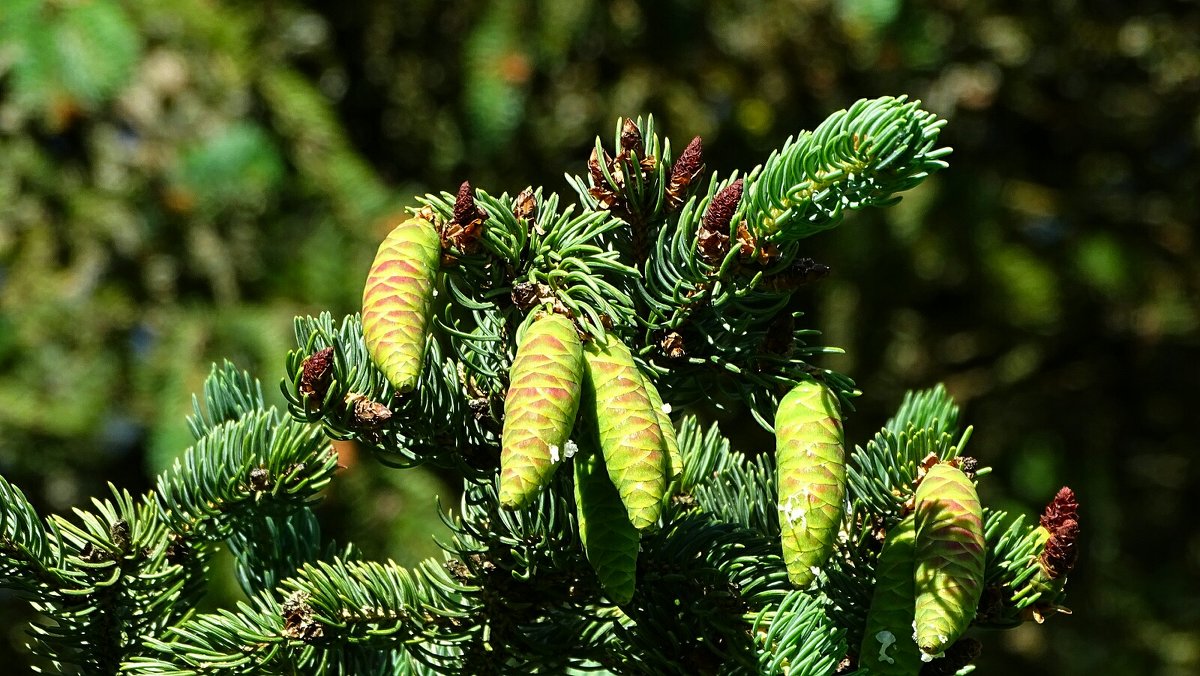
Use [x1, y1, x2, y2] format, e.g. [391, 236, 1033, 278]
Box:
[299, 347, 335, 403]
[666, 136, 704, 211]
[698, 178, 743, 265]
[442, 181, 488, 255]
[1039, 486, 1080, 579]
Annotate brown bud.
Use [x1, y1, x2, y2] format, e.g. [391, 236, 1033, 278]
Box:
[660, 331, 686, 359]
[587, 146, 622, 210]
[347, 394, 393, 430]
[446, 558, 472, 583]
[299, 347, 335, 403]
[511, 281, 539, 310]
[666, 136, 704, 211]
[698, 178, 743, 265]
[282, 591, 324, 641]
[468, 397, 490, 421]
[736, 221, 779, 265]
[248, 467, 272, 492]
[513, 188, 537, 221]
[620, 118, 644, 158]
[110, 519, 131, 552]
[442, 181, 488, 254]
[588, 146, 606, 186]
[80, 542, 109, 564]
[451, 181, 479, 225]
[955, 456, 979, 477]
[511, 281, 553, 311]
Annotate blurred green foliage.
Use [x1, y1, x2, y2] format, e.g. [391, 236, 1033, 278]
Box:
[1, 0, 1198, 673]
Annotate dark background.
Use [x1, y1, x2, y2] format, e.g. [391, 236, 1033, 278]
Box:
[1, 1, 1197, 673]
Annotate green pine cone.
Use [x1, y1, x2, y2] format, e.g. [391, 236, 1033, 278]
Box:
[499, 314, 585, 509]
[583, 334, 667, 530]
[361, 217, 442, 393]
[860, 514, 921, 675]
[775, 379, 846, 588]
[574, 451, 639, 605]
[638, 369, 681, 487]
[913, 463, 986, 655]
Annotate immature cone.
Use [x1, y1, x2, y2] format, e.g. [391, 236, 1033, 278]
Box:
[1037, 486, 1080, 581]
[499, 314, 585, 509]
[1018, 486, 1080, 622]
[583, 334, 667, 530]
[913, 463, 986, 655]
[574, 451, 639, 604]
[361, 217, 442, 393]
[637, 370, 681, 487]
[860, 515, 921, 675]
[775, 379, 846, 588]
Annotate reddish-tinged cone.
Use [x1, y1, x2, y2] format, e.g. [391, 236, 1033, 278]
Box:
[299, 347, 335, 403]
[1041, 518, 1080, 579]
[1038, 486, 1080, 579]
[698, 178, 743, 264]
[442, 181, 488, 254]
[1040, 486, 1079, 531]
[666, 136, 704, 210]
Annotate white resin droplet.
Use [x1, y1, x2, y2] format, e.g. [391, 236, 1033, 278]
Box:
[875, 630, 897, 664]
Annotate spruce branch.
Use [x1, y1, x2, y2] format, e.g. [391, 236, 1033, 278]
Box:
[614, 515, 789, 673]
[845, 385, 975, 524]
[129, 556, 476, 674]
[622, 165, 855, 429]
[566, 115, 678, 265]
[419, 187, 639, 337]
[687, 446, 778, 538]
[0, 473, 66, 593]
[156, 409, 336, 542]
[751, 590, 845, 676]
[283, 313, 495, 475]
[977, 486, 1079, 628]
[0, 102, 1077, 676]
[189, 361, 268, 440]
[227, 509, 357, 598]
[884, 384, 961, 436]
[29, 488, 189, 673]
[737, 96, 950, 244]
